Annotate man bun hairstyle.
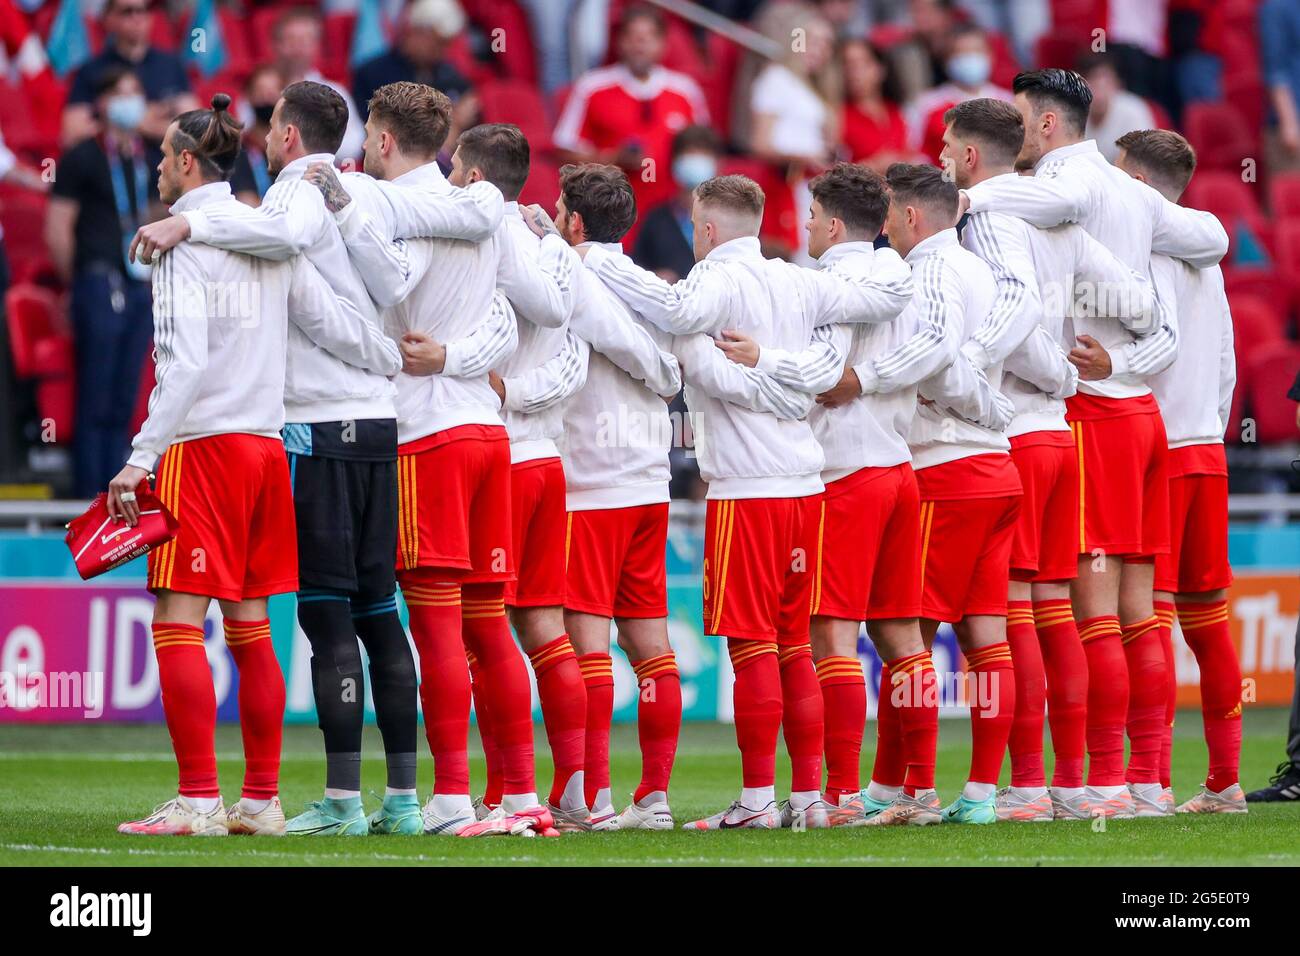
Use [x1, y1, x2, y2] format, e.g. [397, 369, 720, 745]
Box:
[368, 81, 452, 159]
[694, 174, 765, 221]
[173, 92, 244, 181]
[885, 162, 959, 222]
[809, 162, 888, 237]
[943, 97, 1025, 167]
[1012, 68, 1093, 135]
[457, 123, 530, 201]
[559, 163, 637, 243]
[280, 80, 349, 156]
[1115, 128, 1198, 195]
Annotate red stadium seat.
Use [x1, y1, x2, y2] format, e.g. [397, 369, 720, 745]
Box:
[1183, 171, 1271, 265]
[0, 191, 53, 282]
[1245, 342, 1300, 443]
[1034, 32, 1086, 69]
[1229, 293, 1287, 353]
[1270, 172, 1300, 221]
[463, 0, 538, 85]
[1183, 102, 1259, 174]
[518, 155, 561, 209]
[1273, 220, 1300, 312]
[477, 78, 553, 153]
[5, 283, 73, 441]
[321, 12, 357, 81]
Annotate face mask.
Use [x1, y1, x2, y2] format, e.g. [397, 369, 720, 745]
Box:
[673, 153, 716, 190]
[106, 93, 147, 131]
[253, 104, 275, 126]
[946, 52, 991, 87]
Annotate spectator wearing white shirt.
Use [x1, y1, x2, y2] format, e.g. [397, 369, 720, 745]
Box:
[1081, 54, 1157, 163]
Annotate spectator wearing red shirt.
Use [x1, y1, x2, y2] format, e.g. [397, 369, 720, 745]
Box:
[840, 38, 913, 174]
[552, 3, 708, 240]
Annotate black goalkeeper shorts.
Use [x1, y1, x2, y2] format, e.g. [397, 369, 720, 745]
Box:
[288, 453, 398, 596]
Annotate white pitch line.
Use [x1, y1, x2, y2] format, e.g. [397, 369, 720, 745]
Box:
[4, 843, 1295, 867]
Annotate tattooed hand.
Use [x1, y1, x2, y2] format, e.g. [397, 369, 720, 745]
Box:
[520, 203, 560, 239]
[305, 162, 352, 213]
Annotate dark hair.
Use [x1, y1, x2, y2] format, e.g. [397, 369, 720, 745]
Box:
[1115, 129, 1197, 195]
[456, 123, 530, 200]
[172, 93, 243, 181]
[618, 2, 665, 35]
[279, 80, 348, 155]
[694, 174, 765, 219]
[367, 81, 452, 158]
[244, 63, 282, 95]
[885, 162, 958, 220]
[840, 37, 906, 106]
[1075, 51, 1118, 79]
[809, 162, 888, 237]
[94, 63, 139, 99]
[671, 124, 723, 160]
[943, 97, 1025, 167]
[1012, 68, 1093, 134]
[559, 163, 637, 243]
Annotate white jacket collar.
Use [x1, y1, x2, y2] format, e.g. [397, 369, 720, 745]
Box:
[816, 240, 876, 268]
[276, 152, 337, 182]
[169, 181, 232, 213]
[705, 235, 761, 262]
[905, 227, 958, 264]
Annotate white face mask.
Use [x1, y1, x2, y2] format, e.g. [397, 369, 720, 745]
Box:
[946, 52, 991, 87]
[106, 93, 147, 131]
[673, 153, 717, 190]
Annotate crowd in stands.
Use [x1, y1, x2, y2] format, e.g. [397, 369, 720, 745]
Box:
[0, 0, 1295, 498]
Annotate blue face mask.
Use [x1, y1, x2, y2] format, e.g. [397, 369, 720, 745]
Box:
[946, 52, 991, 88]
[673, 153, 717, 190]
[106, 94, 147, 132]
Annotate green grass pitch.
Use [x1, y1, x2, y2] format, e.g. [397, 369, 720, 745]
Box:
[2, 709, 1298, 866]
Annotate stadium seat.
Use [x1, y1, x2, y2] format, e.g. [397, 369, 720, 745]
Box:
[5, 283, 73, 441]
[0, 191, 53, 283]
[463, 0, 537, 85]
[1183, 102, 1259, 174]
[1270, 172, 1300, 221]
[518, 155, 560, 208]
[1273, 220, 1300, 312]
[1034, 32, 1086, 69]
[1229, 293, 1288, 353]
[1183, 171, 1271, 265]
[321, 12, 356, 81]
[1245, 341, 1300, 443]
[477, 78, 553, 153]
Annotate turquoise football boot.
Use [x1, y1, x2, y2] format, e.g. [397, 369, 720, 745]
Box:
[285, 797, 369, 836]
[940, 793, 998, 824]
[368, 794, 423, 835]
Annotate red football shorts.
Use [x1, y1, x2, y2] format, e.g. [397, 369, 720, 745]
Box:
[505, 457, 567, 607]
[1009, 431, 1079, 583]
[564, 502, 669, 619]
[916, 454, 1022, 623]
[703, 494, 821, 645]
[147, 433, 298, 602]
[1155, 444, 1232, 594]
[395, 424, 514, 584]
[1067, 392, 1169, 558]
[811, 464, 922, 622]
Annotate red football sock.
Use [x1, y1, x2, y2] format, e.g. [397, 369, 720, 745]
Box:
[1122, 614, 1167, 786]
[632, 652, 681, 802]
[153, 622, 219, 798]
[403, 577, 470, 795]
[467, 651, 503, 807]
[527, 634, 587, 807]
[816, 654, 865, 803]
[1007, 601, 1046, 788]
[888, 650, 939, 793]
[1177, 600, 1242, 792]
[1154, 600, 1177, 788]
[223, 618, 286, 800]
[871, 663, 905, 788]
[728, 639, 782, 789]
[1034, 599, 1087, 789]
[778, 645, 824, 793]
[460, 582, 535, 797]
[578, 652, 614, 809]
[1078, 615, 1129, 787]
[964, 642, 1015, 786]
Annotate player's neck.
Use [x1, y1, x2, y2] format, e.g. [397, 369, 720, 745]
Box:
[963, 164, 1014, 187]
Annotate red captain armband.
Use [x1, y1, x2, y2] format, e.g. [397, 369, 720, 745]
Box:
[64, 479, 179, 580]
